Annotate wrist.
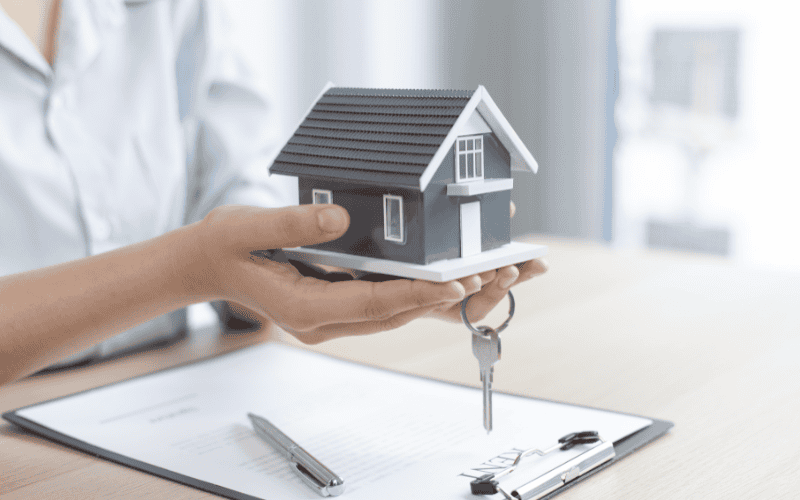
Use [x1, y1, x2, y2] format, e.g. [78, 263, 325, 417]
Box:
[172, 220, 225, 303]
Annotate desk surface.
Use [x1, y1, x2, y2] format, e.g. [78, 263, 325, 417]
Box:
[2, 238, 799, 499]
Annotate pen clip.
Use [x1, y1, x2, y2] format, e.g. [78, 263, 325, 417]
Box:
[292, 461, 333, 497]
[287, 447, 345, 497]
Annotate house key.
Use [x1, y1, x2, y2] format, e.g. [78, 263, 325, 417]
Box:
[473, 326, 500, 432]
[461, 291, 515, 434]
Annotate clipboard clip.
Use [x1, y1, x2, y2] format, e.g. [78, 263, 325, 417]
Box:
[469, 431, 615, 500]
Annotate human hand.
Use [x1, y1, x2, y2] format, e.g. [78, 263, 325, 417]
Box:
[198, 205, 467, 344]
[424, 260, 547, 324]
[425, 199, 548, 324]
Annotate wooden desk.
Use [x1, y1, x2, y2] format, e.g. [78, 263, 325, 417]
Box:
[2, 239, 799, 498]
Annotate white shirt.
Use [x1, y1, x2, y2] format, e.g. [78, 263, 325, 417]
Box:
[0, 0, 295, 364]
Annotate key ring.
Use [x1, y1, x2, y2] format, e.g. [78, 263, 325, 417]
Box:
[461, 290, 515, 336]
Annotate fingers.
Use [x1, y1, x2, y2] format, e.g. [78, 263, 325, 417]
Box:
[287, 259, 542, 343]
[516, 258, 548, 284]
[461, 259, 548, 322]
[284, 259, 547, 344]
[287, 305, 441, 344]
[242, 252, 547, 341]
[451, 270, 496, 298]
[457, 274, 483, 296]
[459, 265, 519, 323]
[204, 204, 350, 253]
[510, 200, 516, 218]
[427, 259, 548, 323]
[272, 276, 466, 331]
[478, 270, 497, 286]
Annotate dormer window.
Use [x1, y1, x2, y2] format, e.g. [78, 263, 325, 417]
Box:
[313, 189, 332, 204]
[455, 135, 484, 183]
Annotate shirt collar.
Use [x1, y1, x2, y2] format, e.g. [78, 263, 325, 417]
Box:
[0, 0, 147, 82]
[0, 5, 53, 77]
[53, 0, 129, 84]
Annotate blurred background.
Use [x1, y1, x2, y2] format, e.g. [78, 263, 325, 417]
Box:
[225, 0, 800, 272]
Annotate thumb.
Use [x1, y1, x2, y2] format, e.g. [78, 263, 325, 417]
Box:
[206, 204, 350, 252]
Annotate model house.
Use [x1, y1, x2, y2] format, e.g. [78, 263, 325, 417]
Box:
[269, 85, 544, 280]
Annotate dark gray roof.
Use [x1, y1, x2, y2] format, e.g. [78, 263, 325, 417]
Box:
[270, 87, 475, 188]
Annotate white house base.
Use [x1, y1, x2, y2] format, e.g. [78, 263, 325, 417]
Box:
[281, 241, 548, 282]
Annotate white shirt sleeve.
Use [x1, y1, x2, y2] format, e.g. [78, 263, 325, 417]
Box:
[177, 0, 297, 226]
[0, 0, 296, 363]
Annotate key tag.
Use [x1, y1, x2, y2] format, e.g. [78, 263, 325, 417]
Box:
[460, 290, 516, 339]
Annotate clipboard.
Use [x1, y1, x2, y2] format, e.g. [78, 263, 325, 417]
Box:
[3, 343, 672, 499]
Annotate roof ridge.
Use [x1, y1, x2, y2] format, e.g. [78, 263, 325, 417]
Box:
[324, 87, 474, 98]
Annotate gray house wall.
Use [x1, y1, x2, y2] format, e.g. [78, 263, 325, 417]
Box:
[297, 133, 512, 266]
[479, 134, 512, 252]
[299, 178, 425, 264]
[422, 133, 511, 263]
[422, 147, 460, 263]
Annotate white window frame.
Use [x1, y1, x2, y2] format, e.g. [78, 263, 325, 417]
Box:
[383, 194, 404, 243]
[312, 189, 333, 204]
[455, 135, 485, 183]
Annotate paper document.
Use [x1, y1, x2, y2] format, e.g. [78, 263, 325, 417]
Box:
[15, 344, 651, 499]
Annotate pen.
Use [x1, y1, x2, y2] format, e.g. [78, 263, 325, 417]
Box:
[247, 413, 345, 497]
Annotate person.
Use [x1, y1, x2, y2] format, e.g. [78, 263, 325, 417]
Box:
[0, 0, 547, 386]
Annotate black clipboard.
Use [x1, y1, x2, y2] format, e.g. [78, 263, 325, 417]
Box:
[3, 344, 672, 499]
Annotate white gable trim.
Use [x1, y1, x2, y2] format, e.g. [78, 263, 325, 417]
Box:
[418, 89, 483, 192]
[476, 88, 539, 174]
[419, 85, 539, 191]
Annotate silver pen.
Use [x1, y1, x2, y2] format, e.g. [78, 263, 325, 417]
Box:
[247, 413, 345, 497]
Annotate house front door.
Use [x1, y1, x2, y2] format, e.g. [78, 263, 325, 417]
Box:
[460, 201, 482, 257]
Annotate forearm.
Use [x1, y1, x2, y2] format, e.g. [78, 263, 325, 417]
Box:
[0, 222, 217, 384]
[0, 203, 501, 385]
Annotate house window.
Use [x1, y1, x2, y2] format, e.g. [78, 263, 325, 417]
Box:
[383, 194, 403, 242]
[313, 189, 332, 204]
[456, 135, 484, 182]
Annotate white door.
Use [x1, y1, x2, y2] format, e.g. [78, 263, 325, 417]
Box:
[460, 201, 482, 257]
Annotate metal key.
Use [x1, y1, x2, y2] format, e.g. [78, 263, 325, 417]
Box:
[472, 326, 501, 433]
[463, 291, 514, 434]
